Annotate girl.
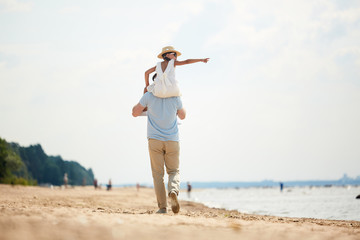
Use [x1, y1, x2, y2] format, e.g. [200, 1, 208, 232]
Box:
[144, 46, 209, 97]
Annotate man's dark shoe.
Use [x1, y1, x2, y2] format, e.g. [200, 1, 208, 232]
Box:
[156, 208, 167, 214]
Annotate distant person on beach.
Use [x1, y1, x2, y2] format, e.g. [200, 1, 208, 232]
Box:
[63, 173, 68, 188]
[143, 46, 209, 98]
[187, 182, 192, 198]
[107, 179, 112, 191]
[93, 178, 98, 189]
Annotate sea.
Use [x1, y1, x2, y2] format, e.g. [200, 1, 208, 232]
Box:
[179, 185, 360, 221]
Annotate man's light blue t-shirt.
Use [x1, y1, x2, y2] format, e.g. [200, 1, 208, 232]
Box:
[139, 92, 183, 142]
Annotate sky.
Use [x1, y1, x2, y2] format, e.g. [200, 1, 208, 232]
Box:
[1, 0, 359, 185]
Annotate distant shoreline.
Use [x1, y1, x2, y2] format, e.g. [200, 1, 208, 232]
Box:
[116, 178, 360, 189]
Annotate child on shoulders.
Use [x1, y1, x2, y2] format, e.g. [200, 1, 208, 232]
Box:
[144, 46, 209, 98]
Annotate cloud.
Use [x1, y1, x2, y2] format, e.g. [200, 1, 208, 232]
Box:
[0, 0, 32, 12]
[203, 0, 360, 84]
[58, 6, 82, 15]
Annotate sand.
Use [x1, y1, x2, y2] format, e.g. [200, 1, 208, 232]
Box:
[0, 185, 359, 240]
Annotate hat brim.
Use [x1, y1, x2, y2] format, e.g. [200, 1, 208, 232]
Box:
[157, 50, 182, 59]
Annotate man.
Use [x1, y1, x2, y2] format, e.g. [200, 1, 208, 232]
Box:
[132, 92, 186, 214]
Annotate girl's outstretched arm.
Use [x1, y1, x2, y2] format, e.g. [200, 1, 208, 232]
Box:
[175, 58, 209, 66]
[144, 66, 156, 93]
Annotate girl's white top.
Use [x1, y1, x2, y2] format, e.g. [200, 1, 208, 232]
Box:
[147, 59, 181, 98]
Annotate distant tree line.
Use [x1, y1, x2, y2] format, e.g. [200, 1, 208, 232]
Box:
[0, 137, 94, 186]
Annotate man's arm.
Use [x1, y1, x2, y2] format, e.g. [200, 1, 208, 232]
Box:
[132, 103, 146, 117]
[177, 108, 186, 120]
[175, 58, 209, 66]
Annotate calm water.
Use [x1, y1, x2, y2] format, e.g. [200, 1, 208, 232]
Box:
[179, 186, 360, 221]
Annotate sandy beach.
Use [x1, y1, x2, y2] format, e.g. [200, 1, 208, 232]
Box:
[0, 185, 359, 240]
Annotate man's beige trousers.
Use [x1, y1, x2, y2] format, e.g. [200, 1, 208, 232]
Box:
[148, 138, 180, 209]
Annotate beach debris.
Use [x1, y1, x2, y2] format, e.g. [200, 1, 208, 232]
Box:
[356, 194, 360, 199]
[97, 207, 105, 212]
[228, 221, 242, 231]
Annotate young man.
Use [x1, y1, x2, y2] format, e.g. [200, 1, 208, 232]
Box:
[132, 92, 186, 214]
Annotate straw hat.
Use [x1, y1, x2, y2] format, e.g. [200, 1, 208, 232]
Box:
[157, 46, 182, 59]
